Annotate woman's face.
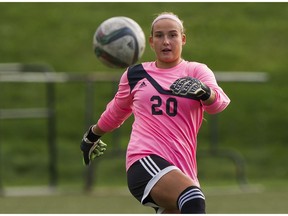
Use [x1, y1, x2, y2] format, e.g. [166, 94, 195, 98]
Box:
[149, 18, 186, 69]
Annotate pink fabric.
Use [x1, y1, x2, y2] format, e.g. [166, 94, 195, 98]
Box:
[97, 60, 230, 186]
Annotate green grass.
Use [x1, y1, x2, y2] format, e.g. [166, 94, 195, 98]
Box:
[0, 189, 153, 214]
[0, 183, 287, 213]
[0, 2, 288, 196]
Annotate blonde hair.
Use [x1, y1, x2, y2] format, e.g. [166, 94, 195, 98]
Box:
[151, 12, 184, 35]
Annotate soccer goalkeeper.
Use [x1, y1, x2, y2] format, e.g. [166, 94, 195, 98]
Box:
[81, 12, 230, 214]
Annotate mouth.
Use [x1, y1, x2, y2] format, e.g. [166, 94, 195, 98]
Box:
[161, 48, 172, 54]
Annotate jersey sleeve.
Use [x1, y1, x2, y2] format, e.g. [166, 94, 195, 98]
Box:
[97, 70, 133, 132]
[191, 63, 231, 114]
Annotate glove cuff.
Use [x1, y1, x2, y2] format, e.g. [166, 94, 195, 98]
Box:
[84, 126, 101, 143]
[199, 90, 211, 101]
[199, 84, 211, 101]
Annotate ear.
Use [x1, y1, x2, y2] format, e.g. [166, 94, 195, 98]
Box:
[182, 34, 186, 45]
[149, 36, 154, 49]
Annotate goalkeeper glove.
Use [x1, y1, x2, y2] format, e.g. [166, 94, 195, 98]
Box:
[80, 126, 107, 166]
[170, 76, 211, 101]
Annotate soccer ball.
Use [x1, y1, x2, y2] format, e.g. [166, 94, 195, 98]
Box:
[93, 16, 146, 68]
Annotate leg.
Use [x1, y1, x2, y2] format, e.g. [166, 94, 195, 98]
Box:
[150, 169, 194, 211]
[150, 169, 205, 213]
[127, 155, 205, 213]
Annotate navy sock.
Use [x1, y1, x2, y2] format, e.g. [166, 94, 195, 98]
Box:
[177, 186, 206, 214]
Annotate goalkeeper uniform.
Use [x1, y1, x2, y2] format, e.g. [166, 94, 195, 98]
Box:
[97, 60, 230, 208]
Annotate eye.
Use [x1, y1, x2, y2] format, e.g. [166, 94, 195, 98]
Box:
[154, 33, 163, 38]
[170, 32, 178, 38]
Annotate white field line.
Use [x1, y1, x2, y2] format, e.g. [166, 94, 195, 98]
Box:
[1, 184, 265, 197]
[1, 186, 58, 197]
[203, 184, 265, 196]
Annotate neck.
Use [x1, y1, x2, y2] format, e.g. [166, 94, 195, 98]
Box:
[156, 58, 183, 69]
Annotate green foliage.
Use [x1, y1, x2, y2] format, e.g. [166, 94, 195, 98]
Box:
[0, 2, 288, 187]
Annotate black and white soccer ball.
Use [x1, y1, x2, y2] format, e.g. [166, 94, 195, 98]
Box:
[93, 16, 146, 68]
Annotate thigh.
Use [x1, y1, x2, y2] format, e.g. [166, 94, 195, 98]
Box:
[127, 154, 176, 206]
[150, 168, 197, 211]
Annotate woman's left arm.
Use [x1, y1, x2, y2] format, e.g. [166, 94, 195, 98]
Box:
[195, 64, 231, 114]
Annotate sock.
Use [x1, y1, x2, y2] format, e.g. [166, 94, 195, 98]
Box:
[177, 186, 206, 214]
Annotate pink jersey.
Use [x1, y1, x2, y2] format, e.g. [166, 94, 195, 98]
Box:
[97, 60, 230, 186]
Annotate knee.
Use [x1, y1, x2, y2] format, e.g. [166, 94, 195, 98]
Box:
[177, 186, 206, 214]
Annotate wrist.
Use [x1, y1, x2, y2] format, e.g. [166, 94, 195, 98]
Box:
[199, 84, 211, 101]
[201, 90, 216, 105]
[199, 91, 211, 101]
[85, 125, 101, 143]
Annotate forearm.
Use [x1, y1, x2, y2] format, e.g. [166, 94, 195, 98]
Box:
[202, 89, 230, 114]
[201, 89, 216, 106]
[91, 124, 106, 137]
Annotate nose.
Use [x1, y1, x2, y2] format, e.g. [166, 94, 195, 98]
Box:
[163, 35, 170, 45]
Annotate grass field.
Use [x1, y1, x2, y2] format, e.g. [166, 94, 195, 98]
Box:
[0, 1, 287, 185]
[0, 2, 288, 213]
[0, 183, 287, 214]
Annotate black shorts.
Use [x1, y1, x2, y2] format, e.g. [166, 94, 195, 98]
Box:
[127, 154, 179, 210]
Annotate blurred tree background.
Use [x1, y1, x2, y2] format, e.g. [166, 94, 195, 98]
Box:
[0, 2, 287, 190]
